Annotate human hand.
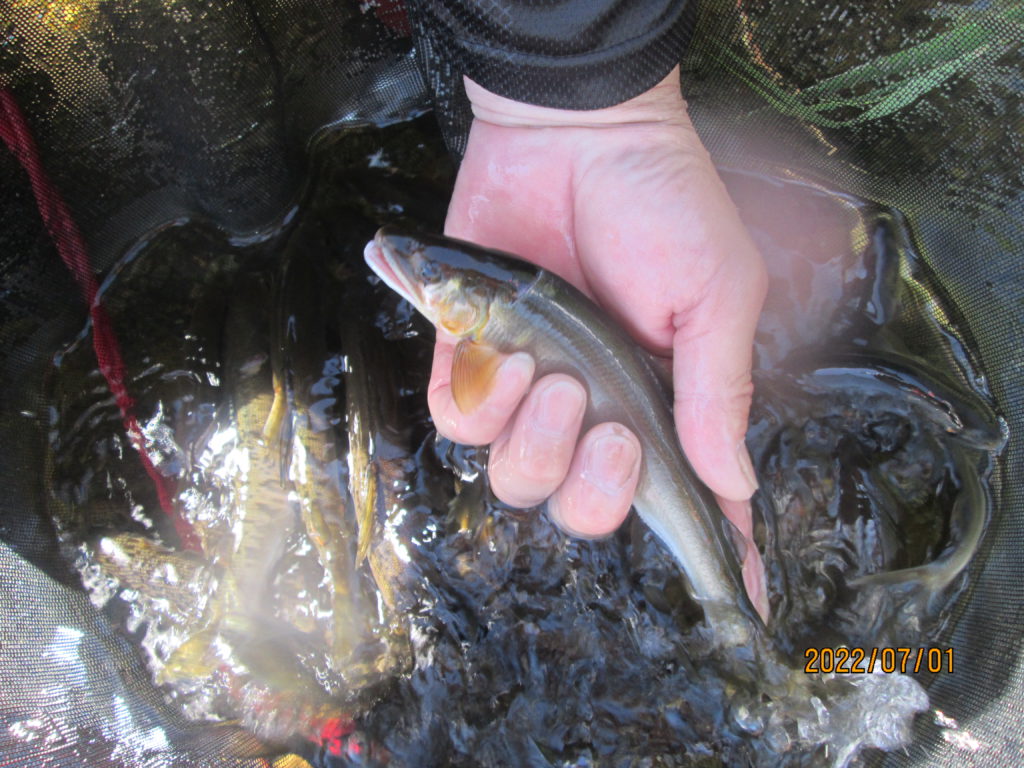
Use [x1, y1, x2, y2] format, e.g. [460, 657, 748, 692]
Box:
[429, 67, 769, 617]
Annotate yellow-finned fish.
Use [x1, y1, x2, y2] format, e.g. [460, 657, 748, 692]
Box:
[365, 226, 763, 646]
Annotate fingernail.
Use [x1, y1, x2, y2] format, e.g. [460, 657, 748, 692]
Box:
[736, 441, 758, 496]
[583, 433, 640, 495]
[529, 379, 584, 436]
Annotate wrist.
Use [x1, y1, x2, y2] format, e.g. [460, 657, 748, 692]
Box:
[464, 66, 689, 129]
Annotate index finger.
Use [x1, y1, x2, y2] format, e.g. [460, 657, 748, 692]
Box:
[426, 331, 535, 445]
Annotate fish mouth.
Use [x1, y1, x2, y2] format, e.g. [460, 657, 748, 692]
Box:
[364, 230, 426, 312]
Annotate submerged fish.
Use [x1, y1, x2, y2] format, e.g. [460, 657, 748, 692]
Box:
[71, 269, 392, 745]
[365, 227, 762, 646]
[271, 227, 368, 668]
[343, 314, 419, 664]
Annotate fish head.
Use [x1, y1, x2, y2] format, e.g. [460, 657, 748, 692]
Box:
[366, 226, 533, 339]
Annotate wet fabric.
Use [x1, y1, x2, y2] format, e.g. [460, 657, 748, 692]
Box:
[1, 0, 1022, 766]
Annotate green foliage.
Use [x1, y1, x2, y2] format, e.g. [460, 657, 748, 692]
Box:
[711, 3, 1024, 128]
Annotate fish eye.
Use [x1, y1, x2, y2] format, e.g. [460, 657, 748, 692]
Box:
[418, 260, 442, 284]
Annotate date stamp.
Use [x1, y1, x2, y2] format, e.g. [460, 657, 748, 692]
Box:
[803, 646, 954, 675]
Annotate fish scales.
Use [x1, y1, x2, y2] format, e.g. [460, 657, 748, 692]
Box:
[492, 274, 750, 624]
[366, 227, 762, 646]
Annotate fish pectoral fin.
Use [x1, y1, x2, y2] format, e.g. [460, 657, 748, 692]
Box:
[452, 339, 504, 414]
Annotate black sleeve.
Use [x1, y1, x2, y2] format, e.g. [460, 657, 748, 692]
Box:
[404, 0, 697, 154]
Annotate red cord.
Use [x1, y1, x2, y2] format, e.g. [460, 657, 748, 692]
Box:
[0, 89, 201, 552]
[372, 0, 411, 36]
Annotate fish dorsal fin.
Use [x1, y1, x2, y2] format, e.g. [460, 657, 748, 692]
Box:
[452, 339, 503, 414]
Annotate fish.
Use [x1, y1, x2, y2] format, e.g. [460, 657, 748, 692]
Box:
[779, 349, 1005, 452]
[850, 442, 989, 609]
[77, 266, 414, 745]
[218, 270, 298, 596]
[753, 355, 1002, 610]
[364, 226, 763, 646]
[271, 226, 368, 667]
[342, 312, 418, 670]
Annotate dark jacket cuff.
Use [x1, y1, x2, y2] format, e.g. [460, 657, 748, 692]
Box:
[412, 0, 697, 111]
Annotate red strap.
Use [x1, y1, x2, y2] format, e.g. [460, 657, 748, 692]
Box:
[316, 715, 356, 757]
[0, 89, 200, 552]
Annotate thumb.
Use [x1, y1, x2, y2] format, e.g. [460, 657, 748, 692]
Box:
[672, 267, 766, 502]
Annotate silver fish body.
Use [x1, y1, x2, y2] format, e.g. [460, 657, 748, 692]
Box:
[368, 227, 762, 645]
[492, 272, 758, 641]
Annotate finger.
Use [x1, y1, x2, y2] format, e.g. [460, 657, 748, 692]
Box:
[673, 260, 767, 502]
[547, 422, 641, 538]
[488, 375, 587, 508]
[427, 335, 535, 445]
[718, 496, 769, 623]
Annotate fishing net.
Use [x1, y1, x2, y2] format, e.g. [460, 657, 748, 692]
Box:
[0, 0, 1020, 766]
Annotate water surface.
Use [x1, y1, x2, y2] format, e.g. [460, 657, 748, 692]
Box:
[42, 116, 1004, 767]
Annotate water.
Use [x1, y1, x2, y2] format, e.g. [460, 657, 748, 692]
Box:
[723, 170, 1006, 655]
[41, 116, 1005, 766]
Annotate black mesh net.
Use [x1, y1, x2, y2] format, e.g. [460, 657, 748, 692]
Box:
[1, 1, 1021, 766]
[681, 5, 1023, 763]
